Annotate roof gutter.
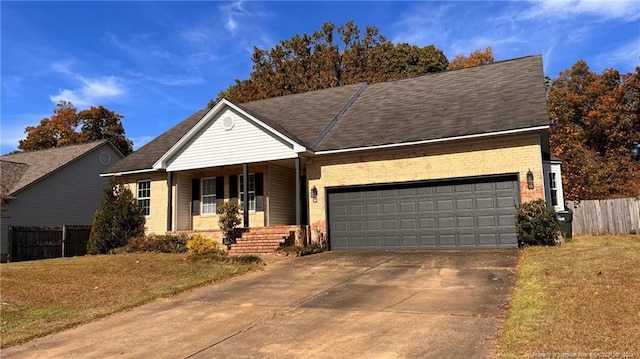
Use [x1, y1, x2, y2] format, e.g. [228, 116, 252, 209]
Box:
[100, 168, 161, 177]
[314, 125, 550, 155]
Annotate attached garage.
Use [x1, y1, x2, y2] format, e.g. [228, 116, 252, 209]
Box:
[327, 175, 520, 249]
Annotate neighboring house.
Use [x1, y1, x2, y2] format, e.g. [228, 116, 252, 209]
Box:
[1, 140, 124, 261]
[103, 55, 565, 250]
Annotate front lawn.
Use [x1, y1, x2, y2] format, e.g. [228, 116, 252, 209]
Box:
[0, 253, 262, 348]
[498, 235, 640, 358]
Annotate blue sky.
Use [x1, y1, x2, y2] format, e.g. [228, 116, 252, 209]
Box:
[1, 1, 638, 155]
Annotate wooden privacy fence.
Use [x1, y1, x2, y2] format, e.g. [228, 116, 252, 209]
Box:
[570, 198, 640, 236]
[8, 225, 91, 262]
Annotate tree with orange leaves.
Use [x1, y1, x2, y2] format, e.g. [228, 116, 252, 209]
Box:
[18, 101, 133, 155]
[548, 60, 640, 200]
[449, 47, 494, 70]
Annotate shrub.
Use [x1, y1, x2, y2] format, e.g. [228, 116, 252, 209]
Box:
[515, 199, 562, 248]
[88, 177, 146, 254]
[186, 234, 226, 261]
[217, 201, 242, 245]
[119, 233, 188, 253]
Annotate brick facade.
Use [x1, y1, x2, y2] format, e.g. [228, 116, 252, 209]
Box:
[121, 132, 546, 243]
[122, 164, 269, 235]
[307, 132, 546, 238]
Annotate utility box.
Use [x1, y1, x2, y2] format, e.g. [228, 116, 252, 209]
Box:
[557, 210, 573, 239]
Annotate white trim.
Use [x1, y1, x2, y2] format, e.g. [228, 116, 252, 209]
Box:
[314, 125, 550, 155]
[153, 99, 306, 170]
[200, 177, 217, 215]
[100, 168, 159, 177]
[136, 179, 151, 217]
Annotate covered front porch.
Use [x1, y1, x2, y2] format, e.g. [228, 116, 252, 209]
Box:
[165, 158, 309, 234]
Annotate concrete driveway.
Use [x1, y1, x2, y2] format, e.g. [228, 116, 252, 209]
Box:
[2, 250, 518, 359]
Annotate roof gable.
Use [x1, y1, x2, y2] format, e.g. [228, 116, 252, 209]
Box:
[0, 140, 119, 195]
[157, 103, 304, 171]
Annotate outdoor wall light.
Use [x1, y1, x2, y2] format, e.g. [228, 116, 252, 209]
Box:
[310, 186, 318, 202]
[527, 169, 534, 189]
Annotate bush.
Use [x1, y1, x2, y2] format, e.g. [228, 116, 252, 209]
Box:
[515, 199, 562, 248]
[88, 177, 146, 254]
[186, 234, 227, 261]
[118, 233, 189, 253]
[217, 201, 242, 245]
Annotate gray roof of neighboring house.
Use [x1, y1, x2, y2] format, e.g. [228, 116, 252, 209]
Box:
[0, 140, 115, 195]
[106, 55, 549, 174]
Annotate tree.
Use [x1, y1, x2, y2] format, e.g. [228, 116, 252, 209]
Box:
[449, 47, 494, 70]
[78, 106, 133, 155]
[19, 101, 80, 151]
[209, 21, 449, 106]
[18, 101, 133, 155]
[87, 177, 146, 254]
[217, 201, 242, 246]
[548, 60, 640, 200]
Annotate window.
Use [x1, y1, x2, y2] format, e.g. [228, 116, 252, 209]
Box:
[549, 172, 558, 207]
[239, 174, 255, 211]
[201, 177, 217, 215]
[137, 180, 151, 216]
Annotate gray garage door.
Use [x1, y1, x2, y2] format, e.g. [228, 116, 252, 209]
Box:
[328, 175, 519, 249]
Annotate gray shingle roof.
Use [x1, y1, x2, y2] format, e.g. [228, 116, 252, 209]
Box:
[106, 55, 548, 173]
[0, 140, 112, 195]
[237, 83, 364, 147]
[315, 55, 548, 151]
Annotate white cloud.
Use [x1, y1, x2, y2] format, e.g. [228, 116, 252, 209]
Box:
[595, 38, 640, 71]
[150, 75, 204, 86]
[50, 76, 126, 107]
[50, 59, 76, 75]
[523, 0, 640, 21]
[181, 29, 209, 44]
[222, 1, 245, 32]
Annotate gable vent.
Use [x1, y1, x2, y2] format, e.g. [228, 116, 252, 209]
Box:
[222, 115, 235, 130]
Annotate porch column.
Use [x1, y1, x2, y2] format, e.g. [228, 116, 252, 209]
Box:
[243, 163, 249, 228]
[166, 171, 173, 232]
[295, 157, 301, 225]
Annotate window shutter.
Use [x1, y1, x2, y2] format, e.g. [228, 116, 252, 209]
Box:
[255, 172, 264, 211]
[216, 176, 225, 209]
[191, 178, 200, 215]
[229, 175, 238, 202]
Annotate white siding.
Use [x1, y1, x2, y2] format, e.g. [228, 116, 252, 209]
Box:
[175, 172, 192, 231]
[166, 110, 298, 172]
[267, 164, 296, 225]
[1, 145, 122, 256]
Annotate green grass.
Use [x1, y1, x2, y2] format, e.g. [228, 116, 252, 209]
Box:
[0, 253, 262, 348]
[497, 235, 640, 358]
